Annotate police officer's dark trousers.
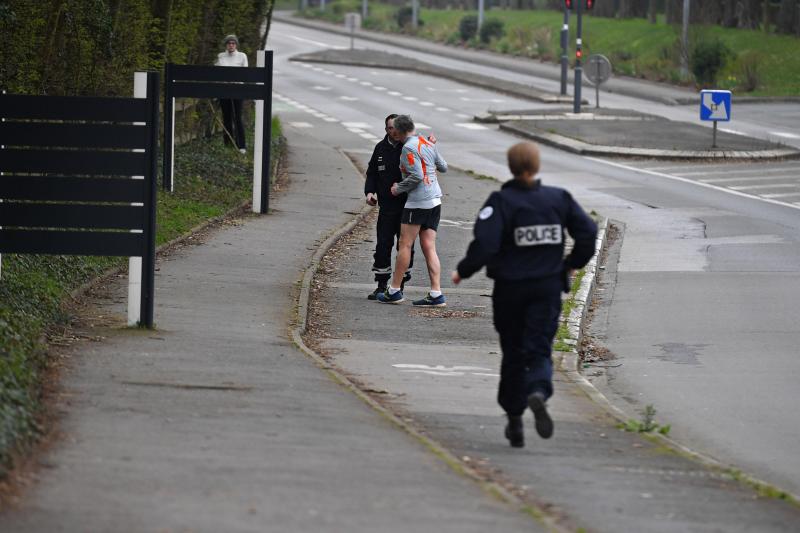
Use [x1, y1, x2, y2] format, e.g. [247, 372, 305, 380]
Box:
[373, 208, 414, 285]
[492, 277, 561, 416]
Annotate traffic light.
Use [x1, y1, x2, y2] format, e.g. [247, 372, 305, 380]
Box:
[576, 49, 582, 60]
[565, 0, 594, 9]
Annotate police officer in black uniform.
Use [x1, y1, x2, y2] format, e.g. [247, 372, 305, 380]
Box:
[365, 114, 413, 299]
[452, 141, 597, 448]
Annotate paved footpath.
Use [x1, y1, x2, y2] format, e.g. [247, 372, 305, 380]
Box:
[315, 157, 800, 532]
[0, 128, 538, 532]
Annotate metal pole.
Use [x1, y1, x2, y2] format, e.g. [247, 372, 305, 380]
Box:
[573, 0, 583, 114]
[163, 63, 174, 191]
[412, 0, 418, 31]
[261, 51, 273, 214]
[560, 7, 569, 96]
[680, 0, 690, 79]
[595, 76, 600, 108]
[142, 71, 159, 328]
[478, 0, 484, 32]
[362, 0, 367, 20]
[712, 120, 718, 148]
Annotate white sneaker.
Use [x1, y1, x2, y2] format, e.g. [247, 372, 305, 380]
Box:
[239, 148, 246, 154]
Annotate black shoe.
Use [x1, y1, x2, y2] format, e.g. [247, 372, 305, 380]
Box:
[527, 391, 554, 439]
[367, 286, 387, 300]
[505, 415, 524, 448]
[400, 272, 411, 291]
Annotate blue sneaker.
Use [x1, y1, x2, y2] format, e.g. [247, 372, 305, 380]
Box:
[376, 289, 404, 304]
[412, 293, 446, 307]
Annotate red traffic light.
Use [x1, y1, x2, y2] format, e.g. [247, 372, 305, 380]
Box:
[585, 0, 594, 9]
[576, 49, 583, 59]
[565, 0, 593, 8]
[565, 0, 573, 8]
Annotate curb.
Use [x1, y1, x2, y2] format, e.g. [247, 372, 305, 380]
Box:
[554, 220, 800, 507]
[289, 154, 571, 532]
[499, 122, 800, 161]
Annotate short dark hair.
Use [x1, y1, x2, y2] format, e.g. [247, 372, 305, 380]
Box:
[384, 113, 398, 126]
[393, 115, 414, 135]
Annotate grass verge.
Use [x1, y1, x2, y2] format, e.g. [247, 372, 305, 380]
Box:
[298, 3, 800, 96]
[0, 116, 284, 475]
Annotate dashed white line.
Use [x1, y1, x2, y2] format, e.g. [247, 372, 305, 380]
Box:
[771, 132, 800, 139]
[346, 77, 358, 82]
[415, 123, 432, 129]
[762, 192, 800, 198]
[436, 107, 451, 112]
[419, 101, 435, 106]
[360, 81, 373, 86]
[289, 122, 313, 128]
[455, 123, 488, 130]
[388, 91, 402, 96]
[402, 96, 418, 101]
[687, 166, 800, 178]
[339, 96, 359, 101]
[323, 117, 339, 122]
[373, 86, 388, 91]
[456, 113, 471, 119]
[312, 86, 331, 91]
[342, 122, 372, 129]
[359, 132, 376, 139]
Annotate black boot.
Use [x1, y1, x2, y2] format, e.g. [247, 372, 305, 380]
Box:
[527, 391, 554, 439]
[505, 415, 524, 448]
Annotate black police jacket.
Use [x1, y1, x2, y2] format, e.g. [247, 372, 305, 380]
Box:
[365, 135, 407, 213]
[457, 179, 598, 286]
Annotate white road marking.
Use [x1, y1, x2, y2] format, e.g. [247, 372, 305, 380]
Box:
[342, 122, 372, 129]
[289, 122, 313, 128]
[359, 132, 376, 139]
[686, 166, 800, 178]
[701, 176, 797, 184]
[456, 113, 471, 119]
[455, 123, 489, 130]
[335, 74, 346, 78]
[419, 101, 435, 106]
[323, 117, 339, 122]
[388, 91, 402, 96]
[435, 107, 451, 112]
[719, 128, 747, 136]
[762, 192, 800, 198]
[312, 86, 331, 91]
[587, 157, 800, 212]
[730, 183, 798, 191]
[373, 86, 388, 91]
[339, 96, 359, 101]
[360, 81, 373, 86]
[771, 132, 800, 139]
[403, 96, 418, 101]
[459, 97, 505, 103]
[346, 77, 358, 82]
[346, 128, 365, 134]
[415, 123, 432, 129]
[393, 364, 494, 377]
[290, 35, 345, 49]
[427, 87, 468, 93]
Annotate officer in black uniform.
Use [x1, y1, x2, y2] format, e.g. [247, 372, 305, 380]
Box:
[452, 141, 597, 447]
[365, 114, 413, 299]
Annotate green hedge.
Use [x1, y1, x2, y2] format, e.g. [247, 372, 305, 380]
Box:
[0, 0, 269, 96]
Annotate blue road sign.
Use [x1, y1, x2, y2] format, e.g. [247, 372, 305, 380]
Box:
[700, 90, 732, 122]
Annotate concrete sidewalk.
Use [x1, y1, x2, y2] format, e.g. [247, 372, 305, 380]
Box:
[310, 165, 800, 532]
[0, 128, 538, 532]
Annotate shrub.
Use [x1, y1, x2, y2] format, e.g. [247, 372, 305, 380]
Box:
[691, 38, 733, 87]
[459, 14, 479, 41]
[479, 18, 504, 43]
[737, 51, 762, 92]
[396, 6, 422, 29]
[531, 26, 553, 60]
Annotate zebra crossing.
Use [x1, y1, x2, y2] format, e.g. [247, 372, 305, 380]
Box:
[637, 161, 800, 207]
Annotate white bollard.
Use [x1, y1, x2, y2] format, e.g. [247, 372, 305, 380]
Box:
[252, 50, 266, 214]
[127, 72, 148, 326]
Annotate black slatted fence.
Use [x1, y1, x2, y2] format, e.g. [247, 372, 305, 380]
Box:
[0, 71, 160, 327]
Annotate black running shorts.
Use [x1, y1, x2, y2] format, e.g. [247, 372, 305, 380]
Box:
[401, 205, 441, 231]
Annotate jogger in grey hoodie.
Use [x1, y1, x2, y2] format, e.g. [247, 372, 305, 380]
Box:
[377, 115, 448, 307]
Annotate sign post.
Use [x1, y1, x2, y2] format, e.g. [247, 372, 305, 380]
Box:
[699, 89, 731, 148]
[585, 54, 612, 108]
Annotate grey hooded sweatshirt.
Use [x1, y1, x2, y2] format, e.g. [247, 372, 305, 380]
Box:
[396, 135, 447, 209]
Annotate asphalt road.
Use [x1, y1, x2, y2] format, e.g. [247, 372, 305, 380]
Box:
[267, 19, 800, 497]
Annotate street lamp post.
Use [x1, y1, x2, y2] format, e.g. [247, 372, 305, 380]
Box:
[680, 0, 690, 79]
[560, 7, 569, 96]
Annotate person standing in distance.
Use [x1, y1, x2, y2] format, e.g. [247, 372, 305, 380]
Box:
[215, 34, 248, 153]
[452, 141, 597, 447]
[364, 114, 414, 299]
[377, 115, 448, 307]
